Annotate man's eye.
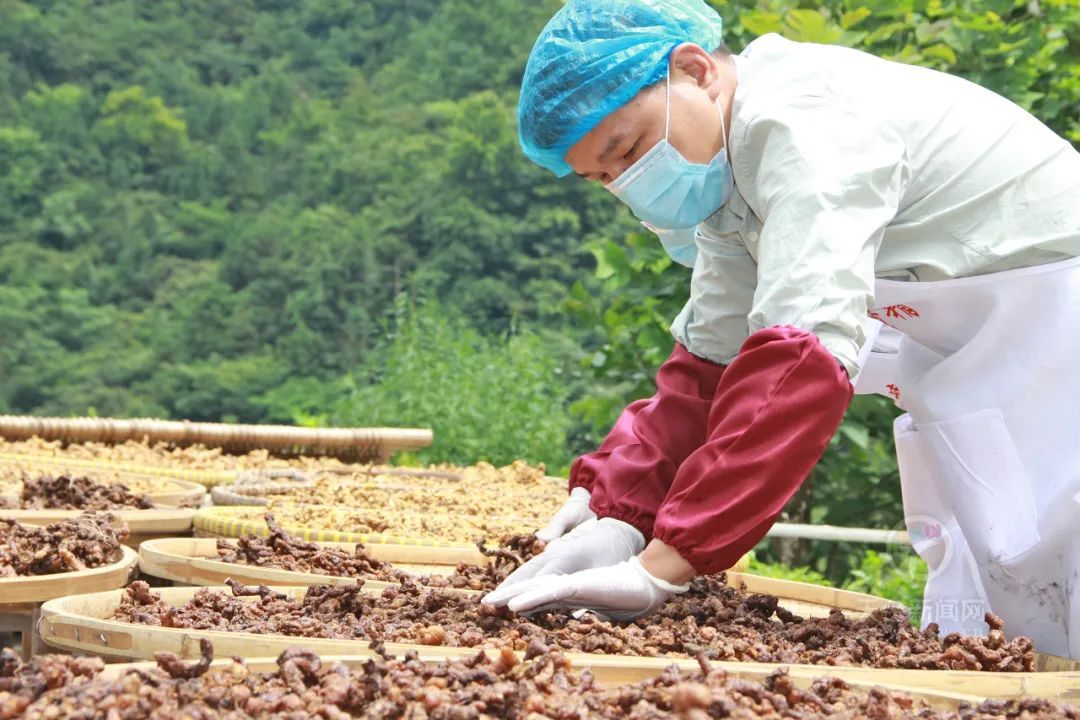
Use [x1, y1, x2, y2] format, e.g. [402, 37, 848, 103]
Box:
[625, 139, 641, 160]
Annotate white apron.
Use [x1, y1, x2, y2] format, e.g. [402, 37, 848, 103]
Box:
[854, 255, 1080, 658]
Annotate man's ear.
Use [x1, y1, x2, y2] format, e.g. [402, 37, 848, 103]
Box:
[669, 42, 717, 88]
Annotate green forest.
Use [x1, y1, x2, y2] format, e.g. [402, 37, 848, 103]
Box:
[1, 0, 1078, 593]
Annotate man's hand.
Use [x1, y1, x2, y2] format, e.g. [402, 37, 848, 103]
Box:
[488, 556, 690, 622]
[482, 517, 643, 606]
[536, 487, 596, 542]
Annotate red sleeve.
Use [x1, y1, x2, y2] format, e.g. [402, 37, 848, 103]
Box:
[652, 326, 853, 575]
[586, 343, 728, 537]
[567, 398, 652, 493]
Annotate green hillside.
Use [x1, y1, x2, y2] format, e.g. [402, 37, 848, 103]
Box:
[1, 0, 1077, 584]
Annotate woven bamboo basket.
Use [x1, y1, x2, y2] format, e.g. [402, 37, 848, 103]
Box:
[38, 585, 1080, 703]
[0, 416, 432, 462]
[89, 655, 986, 711]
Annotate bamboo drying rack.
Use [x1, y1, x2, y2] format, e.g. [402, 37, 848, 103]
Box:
[0, 415, 433, 462]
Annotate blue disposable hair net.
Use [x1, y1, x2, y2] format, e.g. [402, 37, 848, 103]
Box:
[519, 0, 724, 177]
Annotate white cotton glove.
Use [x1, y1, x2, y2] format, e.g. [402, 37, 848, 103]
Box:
[497, 557, 690, 622]
[482, 517, 644, 607]
[536, 487, 596, 542]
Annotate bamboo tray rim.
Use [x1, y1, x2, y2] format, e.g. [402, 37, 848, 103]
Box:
[0, 545, 137, 604]
[38, 585, 1080, 703]
[87, 655, 990, 710]
[0, 508, 195, 533]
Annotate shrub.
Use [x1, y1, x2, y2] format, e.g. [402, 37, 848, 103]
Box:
[844, 549, 928, 620]
[748, 548, 929, 623]
[339, 299, 573, 470]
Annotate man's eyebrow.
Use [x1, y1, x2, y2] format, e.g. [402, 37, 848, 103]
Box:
[597, 131, 627, 163]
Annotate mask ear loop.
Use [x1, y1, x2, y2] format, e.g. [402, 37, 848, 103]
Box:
[717, 94, 729, 163]
[664, 61, 672, 141]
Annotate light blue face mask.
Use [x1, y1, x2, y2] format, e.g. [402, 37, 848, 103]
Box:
[643, 223, 698, 267]
[608, 64, 734, 231]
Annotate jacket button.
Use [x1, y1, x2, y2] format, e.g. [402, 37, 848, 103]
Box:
[747, 231, 760, 244]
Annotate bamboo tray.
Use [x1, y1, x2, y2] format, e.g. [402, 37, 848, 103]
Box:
[0, 545, 138, 656]
[1, 545, 138, 605]
[138, 538, 857, 619]
[38, 585, 1080, 703]
[139, 537, 485, 589]
[0, 509, 196, 548]
[193, 506, 527, 548]
[0, 472, 205, 509]
[88, 655, 986, 711]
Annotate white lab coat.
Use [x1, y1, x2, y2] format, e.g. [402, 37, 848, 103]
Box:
[669, 34, 1080, 657]
[672, 33, 1080, 374]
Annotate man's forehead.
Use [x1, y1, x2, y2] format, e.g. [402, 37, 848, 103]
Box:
[584, 104, 640, 154]
[567, 97, 651, 173]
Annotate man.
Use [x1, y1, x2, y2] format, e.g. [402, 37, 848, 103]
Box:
[483, 0, 1080, 658]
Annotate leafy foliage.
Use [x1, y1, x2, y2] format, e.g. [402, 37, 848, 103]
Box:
[749, 548, 929, 621]
[844, 550, 929, 620]
[747, 552, 834, 586]
[0, 0, 627, 421]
